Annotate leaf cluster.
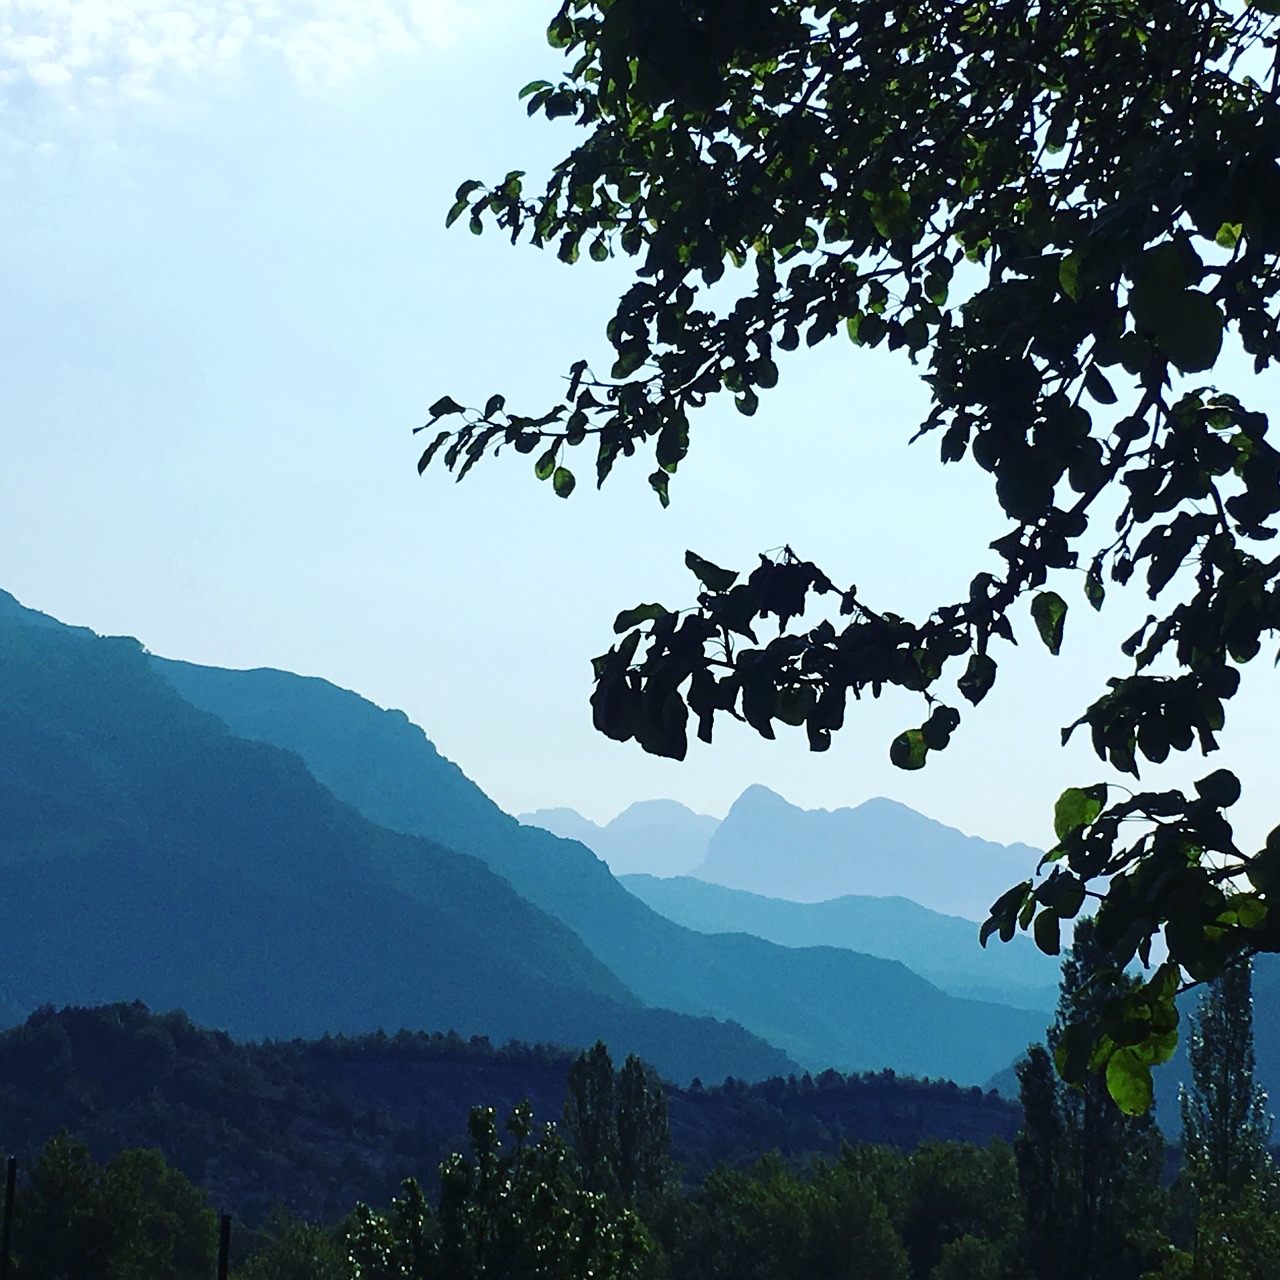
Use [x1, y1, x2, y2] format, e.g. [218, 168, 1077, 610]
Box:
[422, 0, 1280, 1099]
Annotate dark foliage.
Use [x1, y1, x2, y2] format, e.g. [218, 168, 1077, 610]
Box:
[0, 1003, 1020, 1226]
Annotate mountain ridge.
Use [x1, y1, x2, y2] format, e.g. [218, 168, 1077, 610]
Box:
[519, 799, 718, 877]
[620, 874, 1060, 1012]
[0, 589, 792, 1085]
[154, 648, 1044, 1084]
[695, 784, 1043, 920]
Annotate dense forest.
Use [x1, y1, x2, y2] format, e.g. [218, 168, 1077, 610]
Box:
[0, 1002, 1016, 1226]
[3, 931, 1280, 1280]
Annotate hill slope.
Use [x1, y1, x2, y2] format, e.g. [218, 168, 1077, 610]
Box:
[621, 875, 1059, 1012]
[156, 654, 1044, 1084]
[0, 1002, 1021, 1224]
[0, 590, 792, 1085]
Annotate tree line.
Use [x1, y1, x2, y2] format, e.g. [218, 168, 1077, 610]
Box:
[3, 930, 1278, 1279]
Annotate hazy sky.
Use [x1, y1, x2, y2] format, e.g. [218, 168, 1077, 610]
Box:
[4, 0, 1278, 853]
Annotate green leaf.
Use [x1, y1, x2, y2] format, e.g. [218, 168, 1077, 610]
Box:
[483, 394, 506, 418]
[445, 180, 483, 228]
[890, 729, 929, 770]
[1038, 869, 1086, 919]
[613, 603, 668, 633]
[1053, 785, 1105, 841]
[958, 652, 997, 705]
[534, 448, 558, 481]
[1105, 1047, 1154, 1115]
[1030, 591, 1067, 654]
[1059, 252, 1081, 300]
[1215, 221, 1243, 250]
[684, 550, 738, 593]
[1085, 562, 1105, 610]
[552, 466, 576, 498]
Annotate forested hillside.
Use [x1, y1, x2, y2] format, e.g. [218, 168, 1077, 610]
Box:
[0, 1003, 1019, 1226]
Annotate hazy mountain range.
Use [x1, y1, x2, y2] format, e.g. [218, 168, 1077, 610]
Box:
[525, 787, 1043, 922]
[0, 590, 787, 1084]
[620, 876, 1060, 1013]
[520, 800, 719, 879]
[2, 586, 1045, 1088]
[157, 645, 1041, 1083]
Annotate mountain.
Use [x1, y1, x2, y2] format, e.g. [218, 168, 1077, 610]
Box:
[520, 800, 718, 877]
[620, 876, 1060, 1012]
[0, 590, 791, 1085]
[693, 785, 1043, 921]
[155, 650, 1045, 1084]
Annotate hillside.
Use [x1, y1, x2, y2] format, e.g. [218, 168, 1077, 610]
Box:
[0, 589, 792, 1085]
[621, 875, 1060, 1012]
[0, 1003, 1022, 1224]
[156, 652, 1044, 1084]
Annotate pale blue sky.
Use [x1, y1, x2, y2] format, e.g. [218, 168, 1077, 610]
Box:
[4, 1, 1277, 856]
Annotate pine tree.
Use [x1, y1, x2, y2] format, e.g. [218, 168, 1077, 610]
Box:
[1181, 956, 1276, 1207]
[1016, 920, 1167, 1280]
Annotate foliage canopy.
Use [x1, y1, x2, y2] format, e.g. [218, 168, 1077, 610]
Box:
[422, 0, 1280, 1106]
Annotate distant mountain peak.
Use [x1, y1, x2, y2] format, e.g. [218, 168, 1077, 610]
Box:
[609, 798, 717, 830]
[519, 801, 716, 878]
[695, 787, 1042, 920]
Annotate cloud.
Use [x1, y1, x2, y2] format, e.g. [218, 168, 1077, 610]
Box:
[0, 0, 497, 117]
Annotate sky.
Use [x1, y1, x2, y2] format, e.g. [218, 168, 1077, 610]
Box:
[3, 0, 1278, 855]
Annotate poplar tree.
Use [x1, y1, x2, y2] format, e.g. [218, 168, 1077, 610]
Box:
[1016, 921, 1166, 1280]
[563, 1041, 675, 1211]
[1181, 957, 1277, 1206]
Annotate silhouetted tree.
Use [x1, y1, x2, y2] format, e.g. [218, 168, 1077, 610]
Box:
[1016, 922, 1166, 1280]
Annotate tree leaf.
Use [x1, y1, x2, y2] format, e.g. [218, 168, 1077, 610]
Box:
[890, 729, 928, 770]
[958, 653, 997, 705]
[613, 603, 668, 633]
[684, 551, 737, 593]
[534, 448, 558, 481]
[1084, 365, 1117, 405]
[1033, 908, 1061, 956]
[428, 396, 466, 420]
[552, 466, 576, 498]
[1195, 768, 1241, 808]
[417, 430, 450, 474]
[1158, 290, 1224, 374]
[1030, 591, 1067, 655]
[1106, 1047, 1154, 1116]
[1054, 785, 1105, 841]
